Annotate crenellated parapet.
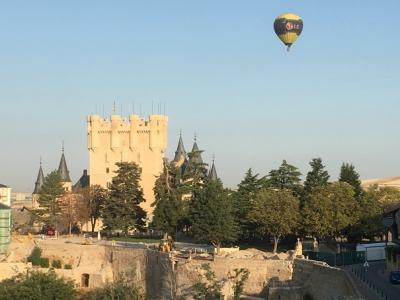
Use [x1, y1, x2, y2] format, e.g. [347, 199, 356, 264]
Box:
[87, 114, 168, 152]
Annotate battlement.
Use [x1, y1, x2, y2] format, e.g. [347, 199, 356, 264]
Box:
[87, 114, 168, 151]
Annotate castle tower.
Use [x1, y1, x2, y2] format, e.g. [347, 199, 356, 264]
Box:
[189, 137, 204, 165]
[33, 160, 45, 194]
[87, 113, 168, 217]
[172, 133, 186, 167]
[58, 146, 72, 192]
[32, 160, 45, 208]
[208, 159, 218, 182]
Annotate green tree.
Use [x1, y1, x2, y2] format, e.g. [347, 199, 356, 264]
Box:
[190, 180, 238, 254]
[180, 150, 208, 194]
[152, 160, 184, 235]
[302, 182, 359, 239]
[102, 162, 146, 235]
[248, 188, 300, 253]
[0, 270, 76, 300]
[190, 264, 223, 300]
[373, 186, 400, 208]
[229, 268, 250, 300]
[349, 186, 385, 241]
[80, 185, 108, 234]
[82, 273, 145, 300]
[339, 163, 363, 198]
[304, 158, 330, 193]
[32, 171, 65, 232]
[234, 169, 264, 241]
[267, 160, 302, 195]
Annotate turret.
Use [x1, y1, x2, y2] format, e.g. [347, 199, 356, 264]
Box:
[208, 159, 218, 182]
[172, 133, 186, 167]
[189, 137, 204, 165]
[129, 115, 140, 150]
[149, 115, 168, 150]
[111, 115, 122, 151]
[58, 145, 72, 192]
[87, 115, 100, 151]
[33, 160, 45, 194]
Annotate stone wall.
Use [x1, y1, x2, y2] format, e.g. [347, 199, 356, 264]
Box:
[106, 246, 175, 300]
[292, 259, 360, 300]
[176, 257, 293, 297]
[0, 263, 29, 280]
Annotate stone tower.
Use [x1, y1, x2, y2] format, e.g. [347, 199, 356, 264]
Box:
[87, 114, 168, 217]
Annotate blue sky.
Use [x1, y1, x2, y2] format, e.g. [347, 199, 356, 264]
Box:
[1, 1, 399, 191]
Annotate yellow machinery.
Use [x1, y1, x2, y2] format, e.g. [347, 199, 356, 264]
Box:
[159, 233, 174, 252]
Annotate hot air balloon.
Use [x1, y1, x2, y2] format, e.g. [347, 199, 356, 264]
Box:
[274, 13, 303, 51]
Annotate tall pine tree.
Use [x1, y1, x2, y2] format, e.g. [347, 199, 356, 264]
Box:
[32, 170, 65, 231]
[234, 169, 264, 241]
[151, 160, 184, 236]
[102, 162, 146, 235]
[304, 158, 330, 193]
[339, 163, 363, 198]
[190, 179, 238, 254]
[268, 160, 302, 195]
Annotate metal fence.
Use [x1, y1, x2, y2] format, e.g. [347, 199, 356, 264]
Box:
[303, 250, 366, 266]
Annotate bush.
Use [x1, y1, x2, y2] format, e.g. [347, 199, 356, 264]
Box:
[39, 258, 49, 268]
[0, 270, 76, 300]
[64, 264, 72, 269]
[82, 273, 145, 300]
[52, 260, 62, 269]
[27, 246, 42, 266]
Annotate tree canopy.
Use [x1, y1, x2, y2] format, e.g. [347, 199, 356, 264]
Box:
[32, 170, 65, 230]
[102, 162, 146, 235]
[0, 270, 76, 300]
[248, 188, 299, 253]
[304, 158, 330, 193]
[339, 163, 363, 198]
[302, 182, 359, 239]
[190, 180, 238, 254]
[268, 160, 302, 195]
[151, 160, 184, 235]
[234, 168, 264, 241]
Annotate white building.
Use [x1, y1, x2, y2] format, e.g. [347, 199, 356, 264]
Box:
[0, 184, 11, 207]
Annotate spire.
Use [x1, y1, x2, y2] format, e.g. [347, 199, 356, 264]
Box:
[189, 136, 203, 165]
[58, 144, 71, 182]
[208, 158, 218, 182]
[33, 159, 45, 194]
[173, 132, 186, 162]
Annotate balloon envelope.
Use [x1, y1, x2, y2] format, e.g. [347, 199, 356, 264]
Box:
[274, 13, 303, 50]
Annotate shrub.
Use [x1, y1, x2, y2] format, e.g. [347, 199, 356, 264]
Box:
[39, 258, 49, 268]
[64, 264, 72, 269]
[82, 273, 145, 300]
[52, 260, 62, 269]
[0, 270, 76, 300]
[27, 246, 42, 266]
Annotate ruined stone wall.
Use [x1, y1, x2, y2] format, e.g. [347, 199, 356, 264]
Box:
[106, 246, 175, 300]
[176, 257, 293, 297]
[292, 259, 360, 300]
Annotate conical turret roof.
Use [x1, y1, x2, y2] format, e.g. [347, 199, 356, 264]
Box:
[189, 138, 203, 165]
[208, 160, 218, 182]
[58, 149, 71, 182]
[33, 162, 45, 194]
[173, 133, 186, 162]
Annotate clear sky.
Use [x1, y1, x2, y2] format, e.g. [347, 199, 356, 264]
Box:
[1, 1, 399, 192]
